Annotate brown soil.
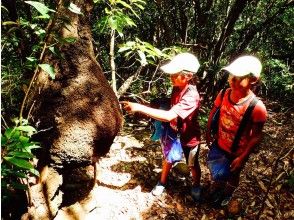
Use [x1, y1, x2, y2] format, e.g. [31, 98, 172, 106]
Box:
[52, 104, 294, 220]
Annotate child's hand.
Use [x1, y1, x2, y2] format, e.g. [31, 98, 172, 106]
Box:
[120, 101, 140, 113]
[230, 156, 243, 172]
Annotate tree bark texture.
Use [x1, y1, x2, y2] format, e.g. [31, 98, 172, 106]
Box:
[26, 0, 122, 218]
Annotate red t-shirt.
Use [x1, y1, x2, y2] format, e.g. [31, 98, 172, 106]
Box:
[214, 89, 267, 153]
[170, 84, 201, 147]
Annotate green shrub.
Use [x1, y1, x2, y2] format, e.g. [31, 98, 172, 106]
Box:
[263, 59, 294, 104]
[1, 118, 40, 203]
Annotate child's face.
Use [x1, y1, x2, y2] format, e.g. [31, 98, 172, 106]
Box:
[228, 74, 255, 91]
[170, 72, 192, 87]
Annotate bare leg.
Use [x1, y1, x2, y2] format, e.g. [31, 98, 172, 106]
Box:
[190, 160, 201, 186]
[160, 159, 173, 185]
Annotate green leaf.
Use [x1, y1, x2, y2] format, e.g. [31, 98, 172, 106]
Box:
[124, 16, 136, 27]
[6, 142, 18, 151]
[138, 50, 147, 66]
[34, 29, 46, 36]
[22, 143, 41, 150]
[16, 125, 36, 135]
[11, 182, 28, 190]
[11, 130, 21, 140]
[13, 172, 27, 178]
[4, 128, 14, 139]
[30, 24, 38, 29]
[134, 3, 144, 10]
[124, 50, 133, 57]
[125, 41, 136, 47]
[7, 151, 34, 159]
[95, 16, 109, 33]
[117, 0, 132, 10]
[26, 57, 37, 62]
[1, 135, 8, 146]
[39, 64, 55, 80]
[25, 1, 55, 16]
[108, 16, 118, 30]
[4, 157, 34, 169]
[68, 3, 83, 15]
[19, 136, 30, 144]
[63, 37, 77, 43]
[2, 21, 18, 26]
[118, 46, 131, 53]
[30, 168, 40, 176]
[48, 46, 64, 59]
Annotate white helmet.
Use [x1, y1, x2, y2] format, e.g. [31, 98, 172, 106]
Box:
[223, 55, 262, 78]
[160, 53, 200, 74]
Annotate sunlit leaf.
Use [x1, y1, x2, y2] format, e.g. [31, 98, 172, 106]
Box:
[134, 3, 144, 10]
[11, 130, 20, 140]
[2, 21, 18, 26]
[4, 128, 14, 139]
[1, 5, 9, 12]
[63, 37, 77, 43]
[16, 125, 36, 134]
[138, 50, 147, 66]
[26, 57, 37, 62]
[108, 16, 118, 30]
[4, 157, 34, 169]
[19, 136, 30, 144]
[39, 64, 55, 80]
[8, 151, 34, 159]
[124, 16, 136, 27]
[48, 46, 64, 59]
[68, 3, 83, 15]
[30, 168, 40, 176]
[25, 1, 55, 17]
[117, 0, 132, 10]
[95, 16, 109, 33]
[118, 46, 131, 53]
[34, 29, 46, 36]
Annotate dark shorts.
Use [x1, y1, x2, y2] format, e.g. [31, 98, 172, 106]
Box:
[207, 142, 241, 181]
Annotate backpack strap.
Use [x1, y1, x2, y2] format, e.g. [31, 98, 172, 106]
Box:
[218, 89, 226, 107]
[231, 96, 259, 153]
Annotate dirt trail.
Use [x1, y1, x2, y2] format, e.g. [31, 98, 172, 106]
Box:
[53, 109, 293, 219]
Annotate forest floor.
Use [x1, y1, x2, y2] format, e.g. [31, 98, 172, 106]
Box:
[54, 101, 294, 220]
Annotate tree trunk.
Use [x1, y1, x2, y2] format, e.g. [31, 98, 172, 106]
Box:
[110, 29, 118, 95]
[25, 0, 122, 218]
[212, 0, 251, 64]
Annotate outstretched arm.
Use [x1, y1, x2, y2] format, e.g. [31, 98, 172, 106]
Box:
[120, 101, 178, 122]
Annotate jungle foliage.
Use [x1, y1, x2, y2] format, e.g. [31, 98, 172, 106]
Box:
[1, 0, 293, 119]
[1, 0, 293, 204]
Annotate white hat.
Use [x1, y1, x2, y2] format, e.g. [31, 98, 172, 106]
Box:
[160, 53, 200, 74]
[223, 55, 262, 78]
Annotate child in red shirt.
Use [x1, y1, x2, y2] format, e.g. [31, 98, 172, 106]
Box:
[121, 53, 202, 201]
[206, 55, 267, 206]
